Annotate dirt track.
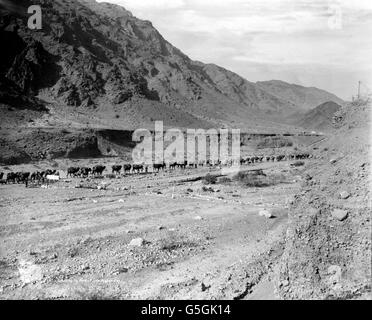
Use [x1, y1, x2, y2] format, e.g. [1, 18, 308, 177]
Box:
[0, 161, 303, 300]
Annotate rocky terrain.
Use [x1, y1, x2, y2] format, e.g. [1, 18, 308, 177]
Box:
[0, 153, 308, 300]
[0, 0, 369, 301]
[277, 98, 371, 299]
[296, 101, 342, 132]
[0, 0, 344, 132]
[0, 0, 346, 165]
[0, 98, 369, 300]
[257, 80, 344, 113]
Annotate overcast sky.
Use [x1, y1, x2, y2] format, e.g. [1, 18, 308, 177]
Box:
[99, 0, 372, 100]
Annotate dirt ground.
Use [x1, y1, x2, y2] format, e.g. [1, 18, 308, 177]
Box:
[0, 160, 305, 300]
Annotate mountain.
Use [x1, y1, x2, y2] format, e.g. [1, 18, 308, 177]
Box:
[257, 80, 344, 112]
[0, 0, 344, 132]
[297, 101, 342, 132]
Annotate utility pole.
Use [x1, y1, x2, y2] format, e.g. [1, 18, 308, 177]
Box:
[358, 81, 361, 99]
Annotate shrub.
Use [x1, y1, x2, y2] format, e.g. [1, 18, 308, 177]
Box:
[203, 174, 218, 185]
[74, 288, 120, 300]
[219, 177, 232, 184]
[233, 171, 267, 187]
[291, 161, 305, 167]
[241, 175, 270, 187]
[256, 136, 293, 149]
[159, 235, 197, 252]
[233, 170, 287, 188]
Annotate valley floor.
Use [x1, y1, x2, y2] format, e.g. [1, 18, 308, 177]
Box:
[0, 160, 304, 300]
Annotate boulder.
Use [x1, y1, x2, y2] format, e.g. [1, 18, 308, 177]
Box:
[259, 209, 273, 219]
[331, 209, 348, 221]
[129, 238, 145, 247]
[339, 191, 350, 199]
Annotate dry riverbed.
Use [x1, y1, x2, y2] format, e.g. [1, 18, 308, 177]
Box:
[0, 161, 306, 300]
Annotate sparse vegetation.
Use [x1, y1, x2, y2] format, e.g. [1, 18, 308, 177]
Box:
[203, 174, 218, 185]
[218, 177, 232, 184]
[256, 136, 293, 149]
[74, 288, 120, 300]
[232, 170, 287, 188]
[159, 234, 197, 252]
[233, 171, 269, 187]
[291, 161, 305, 167]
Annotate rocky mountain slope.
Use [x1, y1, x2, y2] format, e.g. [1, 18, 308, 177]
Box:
[297, 101, 342, 132]
[277, 98, 371, 299]
[0, 0, 343, 131]
[257, 80, 344, 112]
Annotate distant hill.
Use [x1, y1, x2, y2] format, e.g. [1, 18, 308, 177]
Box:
[0, 0, 344, 131]
[297, 101, 342, 132]
[257, 80, 344, 112]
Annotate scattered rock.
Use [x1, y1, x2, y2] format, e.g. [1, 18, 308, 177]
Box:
[201, 282, 210, 292]
[202, 186, 214, 192]
[280, 280, 289, 288]
[330, 159, 337, 164]
[129, 238, 145, 247]
[114, 267, 128, 275]
[259, 209, 273, 219]
[331, 209, 348, 221]
[339, 191, 350, 199]
[328, 265, 342, 285]
[51, 253, 58, 259]
[360, 162, 367, 168]
[81, 264, 90, 271]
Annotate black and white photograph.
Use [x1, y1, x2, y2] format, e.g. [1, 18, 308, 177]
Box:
[0, 0, 371, 302]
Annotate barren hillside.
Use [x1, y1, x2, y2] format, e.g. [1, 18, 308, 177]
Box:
[0, 0, 343, 132]
[277, 98, 371, 299]
[296, 101, 342, 132]
[257, 80, 344, 112]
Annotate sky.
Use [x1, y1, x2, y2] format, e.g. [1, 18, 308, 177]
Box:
[98, 0, 372, 100]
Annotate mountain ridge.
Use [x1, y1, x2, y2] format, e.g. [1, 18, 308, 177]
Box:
[257, 80, 344, 111]
[0, 0, 344, 131]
